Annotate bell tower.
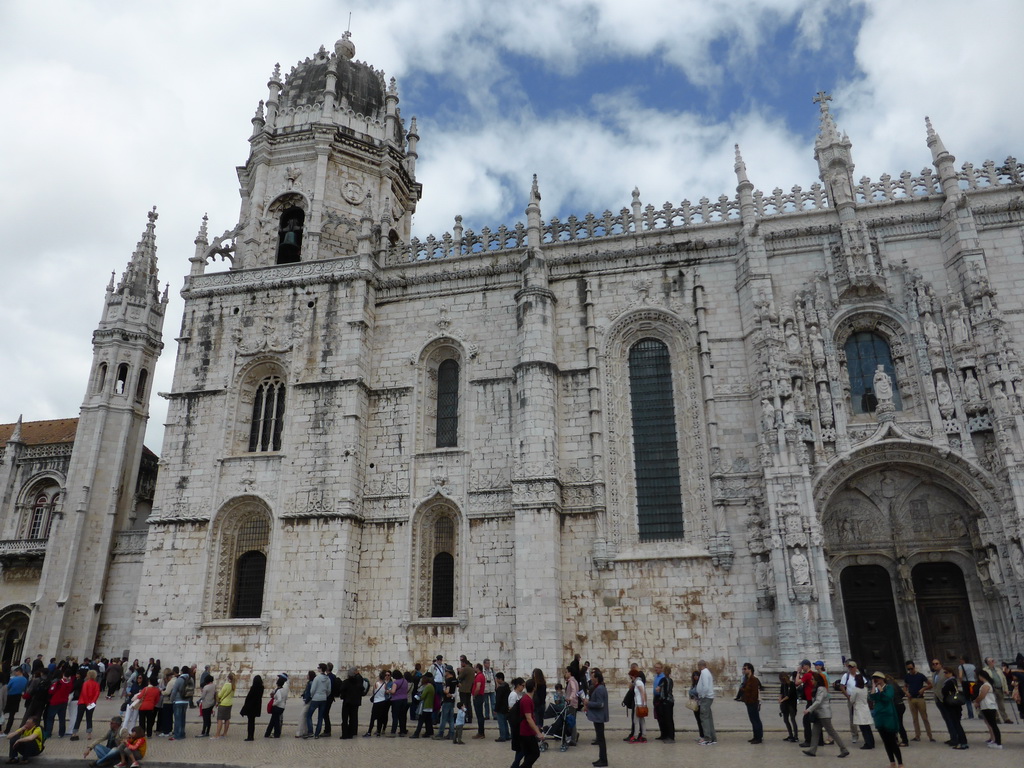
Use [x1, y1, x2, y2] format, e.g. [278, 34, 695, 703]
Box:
[26, 209, 166, 658]
[207, 32, 421, 273]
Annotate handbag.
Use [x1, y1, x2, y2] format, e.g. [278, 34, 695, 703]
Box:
[267, 698, 273, 714]
[944, 690, 966, 707]
[636, 705, 649, 718]
[685, 698, 699, 712]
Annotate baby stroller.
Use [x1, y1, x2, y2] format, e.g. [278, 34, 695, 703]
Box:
[540, 699, 575, 752]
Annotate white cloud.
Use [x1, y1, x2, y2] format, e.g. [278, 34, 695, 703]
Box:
[0, 0, 1018, 456]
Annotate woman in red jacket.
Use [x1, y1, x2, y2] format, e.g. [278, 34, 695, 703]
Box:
[136, 682, 162, 737]
[70, 669, 102, 740]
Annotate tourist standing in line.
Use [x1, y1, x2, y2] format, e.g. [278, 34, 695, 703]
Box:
[975, 669, 1002, 748]
[365, 670, 390, 736]
[695, 659, 716, 745]
[494, 672, 511, 742]
[849, 673, 874, 749]
[410, 675, 435, 738]
[585, 669, 608, 767]
[70, 669, 101, 741]
[628, 668, 647, 743]
[902, 660, 933, 741]
[212, 673, 235, 740]
[197, 674, 216, 737]
[304, 665, 330, 739]
[389, 669, 409, 736]
[738, 662, 763, 744]
[531, 669, 547, 731]
[957, 656, 977, 719]
[482, 659, 496, 720]
[294, 670, 314, 739]
[800, 673, 849, 758]
[471, 663, 488, 738]
[238, 674, 263, 741]
[264, 674, 288, 738]
[778, 672, 798, 741]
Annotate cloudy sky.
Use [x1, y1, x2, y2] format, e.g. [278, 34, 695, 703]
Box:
[1, 0, 1021, 452]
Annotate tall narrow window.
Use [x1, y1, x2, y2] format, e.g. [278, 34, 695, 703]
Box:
[210, 500, 272, 620]
[248, 376, 285, 452]
[628, 339, 684, 541]
[845, 332, 901, 414]
[135, 369, 149, 402]
[431, 516, 456, 617]
[436, 359, 459, 448]
[234, 550, 267, 618]
[115, 363, 129, 395]
[95, 363, 107, 393]
[276, 206, 305, 264]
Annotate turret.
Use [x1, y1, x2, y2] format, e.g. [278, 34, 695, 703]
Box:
[813, 91, 857, 211]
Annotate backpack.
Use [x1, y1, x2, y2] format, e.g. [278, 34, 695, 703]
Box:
[183, 677, 195, 701]
[508, 697, 523, 734]
[331, 676, 344, 699]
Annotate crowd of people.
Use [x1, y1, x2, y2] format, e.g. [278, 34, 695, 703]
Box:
[0, 650, 1021, 767]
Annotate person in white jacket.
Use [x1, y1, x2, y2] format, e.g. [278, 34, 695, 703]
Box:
[848, 674, 875, 749]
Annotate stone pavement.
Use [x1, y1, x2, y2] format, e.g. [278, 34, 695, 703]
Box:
[19, 696, 1023, 768]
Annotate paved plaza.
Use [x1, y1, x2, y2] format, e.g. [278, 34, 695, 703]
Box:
[16, 695, 1023, 768]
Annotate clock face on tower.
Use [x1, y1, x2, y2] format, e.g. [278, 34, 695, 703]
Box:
[343, 180, 363, 205]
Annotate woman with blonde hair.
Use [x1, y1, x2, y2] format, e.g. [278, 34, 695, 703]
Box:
[212, 673, 235, 739]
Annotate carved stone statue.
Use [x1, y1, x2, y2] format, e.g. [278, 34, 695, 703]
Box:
[874, 365, 893, 404]
[897, 557, 915, 600]
[791, 550, 811, 586]
[924, 314, 941, 347]
[761, 399, 776, 431]
[818, 385, 834, 427]
[993, 383, 1010, 417]
[964, 370, 981, 401]
[786, 322, 801, 354]
[935, 375, 954, 419]
[951, 308, 969, 346]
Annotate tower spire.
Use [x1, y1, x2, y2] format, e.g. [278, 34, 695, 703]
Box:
[118, 207, 161, 301]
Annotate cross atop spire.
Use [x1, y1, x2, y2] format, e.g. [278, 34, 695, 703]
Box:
[813, 90, 832, 110]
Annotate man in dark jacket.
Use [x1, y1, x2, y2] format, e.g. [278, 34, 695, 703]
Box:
[339, 667, 367, 739]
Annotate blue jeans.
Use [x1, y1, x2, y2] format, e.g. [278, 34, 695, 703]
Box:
[496, 712, 510, 740]
[44, 701, 68, 738]
[173, 701, 188, 738]
[93, 744, 119, 767]
[745, 702, 763, 741]
[485, 691, 495, 719]
[436, 701, 455, 737]
[306, 700, 326, 736]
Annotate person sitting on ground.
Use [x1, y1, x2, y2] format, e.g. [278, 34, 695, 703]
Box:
[115, 726, 146, 768]
[5, 716, 44, 764]
[83, 716, 124, 767]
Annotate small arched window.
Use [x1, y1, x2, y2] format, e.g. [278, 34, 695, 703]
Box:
[248, 376, 285, 452]
[95, 363, 108, 393]
[845, 332, 901, 413]
[276, 206, 305, 264]
[115, 363, 129, 395]
[135, 369, 149, 402]
[628, 338, 684, 542]
[436, 359, 459, 448]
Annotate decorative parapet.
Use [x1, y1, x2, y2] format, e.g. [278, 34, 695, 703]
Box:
[23, 443, 74, 459]
[112, 531, 148, 555]
[0, 539, 47, 559]
[382, 156, 1022, 265]
[185, 257, 360, 295]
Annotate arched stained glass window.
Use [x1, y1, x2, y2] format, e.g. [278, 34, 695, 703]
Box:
[845, 332, 901, 413]
[628, 339, 684, 541]
[435, 359, 459, 448]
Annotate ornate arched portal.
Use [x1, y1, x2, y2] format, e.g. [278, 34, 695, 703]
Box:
[815, 439, 1011, 669]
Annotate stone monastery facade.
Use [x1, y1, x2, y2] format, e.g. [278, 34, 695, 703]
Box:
[5, 34, 1024, 681]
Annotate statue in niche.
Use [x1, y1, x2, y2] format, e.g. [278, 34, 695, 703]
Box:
[951, 307, 969, 346]
[818, 385, 834, 427]
[924, 314, 941, 347]
[810, 328, 824, 360]
[1010, 544, 1024, 579]
[791, 549, 811, 586]
[761, 399, 776, 431]
[755, 556, 771, 592]
[935, 375, 955, 418]
[993, 384, 1010, 417]
[786, 322, 801, 355]
[896, 557, 915, 600]
[782, 397, 795, 425]
[964, 370, 981, 401]
[874, 365, 893, 405]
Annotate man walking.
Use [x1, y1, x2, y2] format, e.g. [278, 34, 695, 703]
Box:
[696, 659, 716, 745]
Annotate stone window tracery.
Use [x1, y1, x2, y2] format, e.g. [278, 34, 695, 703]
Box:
[248, 376, 286, 452]
[208, 498, 271, 620]
[413, 501, 460, 618]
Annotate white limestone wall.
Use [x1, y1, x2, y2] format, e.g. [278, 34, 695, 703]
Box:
[96, 553, 145, 657]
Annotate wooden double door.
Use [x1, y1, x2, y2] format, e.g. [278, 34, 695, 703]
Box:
[841, 562, 979, 673]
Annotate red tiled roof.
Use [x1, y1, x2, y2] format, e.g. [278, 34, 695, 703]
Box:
[0, 418, 78, 446]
